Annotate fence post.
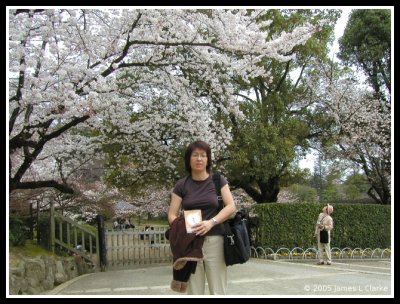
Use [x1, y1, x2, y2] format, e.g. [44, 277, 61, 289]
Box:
[36, 201, 40, 244]
[97, 214, 107, 271]
[50, 201, 55, 253]
[29, 202, 34, 240]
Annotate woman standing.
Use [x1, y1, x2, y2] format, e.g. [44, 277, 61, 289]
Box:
[315, 204, 334, 265]
[168, 140, 236, 295]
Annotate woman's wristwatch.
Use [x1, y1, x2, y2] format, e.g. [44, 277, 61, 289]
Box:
[212, 218, 219, 225]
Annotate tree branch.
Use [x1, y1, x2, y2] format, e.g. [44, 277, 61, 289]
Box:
[10, 180, 74, 194]
[10, 115, 91, 189]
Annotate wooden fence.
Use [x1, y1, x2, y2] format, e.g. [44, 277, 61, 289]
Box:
[50, 202, 99, 269]
[105, 226, 172, 268]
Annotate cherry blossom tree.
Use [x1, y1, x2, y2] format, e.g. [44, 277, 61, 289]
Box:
[327, 80, 390, 204]
[8, 8, 319, 195]
[305, 62, 391, 204]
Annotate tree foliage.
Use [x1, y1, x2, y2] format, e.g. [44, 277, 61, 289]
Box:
[326, 9, 392, 204]
[9, 8, 390, 209]
[338, 9, 391, 101]
[219, 9, 340, 203]
[8, 8, 319, 195]
[307, 60, 391, 204]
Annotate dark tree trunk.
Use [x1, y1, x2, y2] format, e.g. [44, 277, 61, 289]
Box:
[232, 176, 280, 204]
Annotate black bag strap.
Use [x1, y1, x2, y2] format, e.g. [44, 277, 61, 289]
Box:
[181, 175, 190, 198]
[212, 172, 223, 211]
[319, 213, 328, 233]
[212, 172, 231, 236]
[320, 205, 329, 226]
[179, 175, 190, 215]
[320, 204, 330, 223]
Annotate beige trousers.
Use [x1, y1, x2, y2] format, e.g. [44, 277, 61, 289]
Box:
[318, 242, 332, 263]
[187, 235, 227, 295]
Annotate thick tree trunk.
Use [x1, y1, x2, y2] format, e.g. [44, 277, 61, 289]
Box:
[233, 176, 280, 204]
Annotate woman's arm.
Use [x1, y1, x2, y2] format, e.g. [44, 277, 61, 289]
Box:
[213, 183, 237, 224]
[168, 192, 182, 225]
[315, 214, 323, 235]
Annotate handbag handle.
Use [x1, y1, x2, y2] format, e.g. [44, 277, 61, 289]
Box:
[212, 172, 223, 211]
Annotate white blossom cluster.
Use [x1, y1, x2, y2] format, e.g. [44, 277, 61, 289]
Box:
[231, 189, 256, 210]
[277, 189, 299, 203]
[8, 9, 319, 191]
[320, 78, 390, 154]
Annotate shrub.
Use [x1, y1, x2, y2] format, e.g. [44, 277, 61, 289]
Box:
[9, 215, 30, 246]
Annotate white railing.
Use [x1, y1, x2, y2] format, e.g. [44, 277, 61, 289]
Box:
[250, 246, 391, 261]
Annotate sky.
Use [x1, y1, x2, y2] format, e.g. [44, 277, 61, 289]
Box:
[298, 8, 351, 171]
[330, 8, 352, 61]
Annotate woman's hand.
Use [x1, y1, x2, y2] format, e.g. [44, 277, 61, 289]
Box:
[192, 220, 215, 236]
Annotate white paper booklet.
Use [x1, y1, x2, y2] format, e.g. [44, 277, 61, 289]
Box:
[184, 210, 202, 233]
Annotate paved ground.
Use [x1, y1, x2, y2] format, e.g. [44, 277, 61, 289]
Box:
[45, 259, 392, 297]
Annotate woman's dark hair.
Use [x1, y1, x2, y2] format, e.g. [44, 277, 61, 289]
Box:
[184, 140, 212, 173]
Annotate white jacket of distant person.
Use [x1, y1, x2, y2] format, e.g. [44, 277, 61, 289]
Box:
[315, 204, 334, 243]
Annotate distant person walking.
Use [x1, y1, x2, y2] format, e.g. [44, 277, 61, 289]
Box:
[315, 204, 334, 265]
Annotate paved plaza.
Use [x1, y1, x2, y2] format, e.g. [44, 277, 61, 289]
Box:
[45, 258, 392, 297]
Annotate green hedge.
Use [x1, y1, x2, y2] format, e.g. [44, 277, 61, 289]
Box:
[251, 203, 391, 251]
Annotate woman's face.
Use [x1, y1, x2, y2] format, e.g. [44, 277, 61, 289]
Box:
[190, 148, 208, 172]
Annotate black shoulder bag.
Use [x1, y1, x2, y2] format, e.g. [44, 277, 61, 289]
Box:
[319, 215, 329, 244]
[212, 172, 251, 266]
